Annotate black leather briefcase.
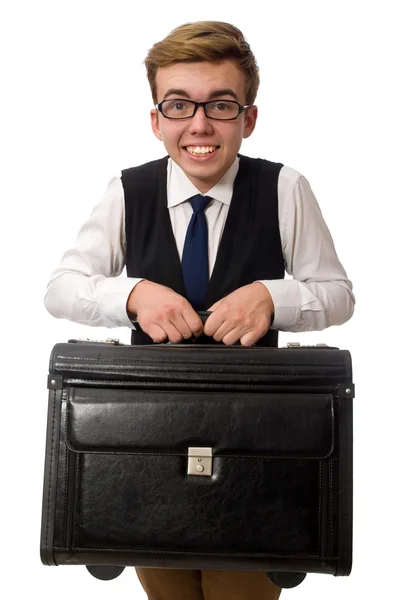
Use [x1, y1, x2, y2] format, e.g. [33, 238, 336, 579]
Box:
[40, 339, 354, 587]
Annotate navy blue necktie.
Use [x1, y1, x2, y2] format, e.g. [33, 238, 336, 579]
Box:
[181, 194, 212, 310]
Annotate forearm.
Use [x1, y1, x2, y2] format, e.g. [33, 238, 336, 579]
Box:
[261, 278, 355, 332]
[44, 272, 143, 328]
[43, 175, 139, 329]
[272, 168, 355, 333]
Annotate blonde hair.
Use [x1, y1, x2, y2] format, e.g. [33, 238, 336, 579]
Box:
[144, 21, 259, 105]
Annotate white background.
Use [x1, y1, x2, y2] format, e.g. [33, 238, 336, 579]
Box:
[1, 0, 396, 598]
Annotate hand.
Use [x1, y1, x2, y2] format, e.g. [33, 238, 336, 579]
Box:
[127, 280, 204, 344]
[204, 283, 274, 346]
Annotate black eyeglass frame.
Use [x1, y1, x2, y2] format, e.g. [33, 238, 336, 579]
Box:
[156, 98, 254, 121]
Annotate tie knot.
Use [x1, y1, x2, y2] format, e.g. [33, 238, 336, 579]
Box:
[190, 194, 212, 214]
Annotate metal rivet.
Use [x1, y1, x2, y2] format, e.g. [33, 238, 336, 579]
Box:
[196, 465, 204, 473]
[346, 388, 351, 394]
[51, 379, 56, 386]
[198, 458, 202, 462]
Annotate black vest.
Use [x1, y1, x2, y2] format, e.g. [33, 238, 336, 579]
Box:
[122, 155, 284, 346]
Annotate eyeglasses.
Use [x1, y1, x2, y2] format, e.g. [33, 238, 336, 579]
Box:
[156, 99, 253, 121]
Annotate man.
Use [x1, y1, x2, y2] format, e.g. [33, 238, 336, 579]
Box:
[44, 20, 354, 600]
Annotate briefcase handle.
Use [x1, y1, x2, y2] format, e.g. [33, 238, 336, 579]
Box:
[197, 310, 211, 325]
[174, 311, 255, 346]
[173, 310, 217, 345]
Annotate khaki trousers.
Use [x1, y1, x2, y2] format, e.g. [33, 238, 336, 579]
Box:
[136, 568, 282, 600]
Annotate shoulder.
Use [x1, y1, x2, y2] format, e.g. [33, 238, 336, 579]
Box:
[121, 156, 169, 180]
[277, 165, 320, 222]
[239, 155, 306, 186]
[238, 154, 283, 175]
[279, 165, 306, 190]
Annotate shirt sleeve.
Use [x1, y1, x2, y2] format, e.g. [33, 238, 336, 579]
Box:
[259, 167, 355, 332]
[43, 176, 143, 328]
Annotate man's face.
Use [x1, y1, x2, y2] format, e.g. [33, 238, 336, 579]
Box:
[150, 60, 258, 193]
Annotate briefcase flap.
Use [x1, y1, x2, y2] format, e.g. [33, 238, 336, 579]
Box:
[66, 388, 334, 458]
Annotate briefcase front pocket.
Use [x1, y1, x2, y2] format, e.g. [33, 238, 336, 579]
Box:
[60, 387, 336, 559]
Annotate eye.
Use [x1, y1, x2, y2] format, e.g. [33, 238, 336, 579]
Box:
[161, 99, 193, 118]
[170, 101, 188, 111]
[213, 102, 231, 111]
[206, 100, 239, 119]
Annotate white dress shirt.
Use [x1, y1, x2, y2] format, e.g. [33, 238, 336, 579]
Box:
[44, 157, 355, 332]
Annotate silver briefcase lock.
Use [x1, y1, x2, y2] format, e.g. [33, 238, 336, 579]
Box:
[187, 447, 213, 477]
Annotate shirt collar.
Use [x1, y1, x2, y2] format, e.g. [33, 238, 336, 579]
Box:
[167, 157, 240, 208]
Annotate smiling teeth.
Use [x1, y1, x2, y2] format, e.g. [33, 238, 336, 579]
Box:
[186, 146, 217, 155]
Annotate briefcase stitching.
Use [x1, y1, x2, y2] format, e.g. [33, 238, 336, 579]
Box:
[64, 402, 335, 461]
[43, 390, 57, 566]
[66, 453, 328, 557]
[56, 355, 347, 368]
[55, 357, 346, 375]
[318, 462, 322, 557]
[74, 453, 82, 548]
[64, 379, 346, 395]
[328, 462, 333, 556]
[64, 442, 336, 461]
[64, 444, 335, 461]
[59, 393, 70, 550]
[52, 546, 333, 561]
[61, 427, 69, 549]
[67, 460, 327, 557]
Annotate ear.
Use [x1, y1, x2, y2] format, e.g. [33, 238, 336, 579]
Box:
[150, 108, 163, 141]
[243, 105, 258, 139]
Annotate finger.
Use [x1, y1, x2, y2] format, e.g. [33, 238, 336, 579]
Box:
[221, 326, 245, 346]
[161, 320, 187, 344]
[240, 330, 259, 347]
[212, 321, 236, 342]
[171, 313, 198, 340]
[211, 317, 250, 342]
[183, 309, 205, 337]
[240, 320, 270, 346]
[146, 320, 184, 344]
[144, 323, 168, 344]
[203, 310, 226, 337]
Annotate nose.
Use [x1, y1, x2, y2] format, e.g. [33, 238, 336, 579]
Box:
[187, 105, 214, 134]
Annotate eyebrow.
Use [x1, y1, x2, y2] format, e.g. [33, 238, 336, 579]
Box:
[162, 88, 239, 101]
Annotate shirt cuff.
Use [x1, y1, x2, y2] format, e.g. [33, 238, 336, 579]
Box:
[98, 277, 144, 328]
[255, 280, 301, 331]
